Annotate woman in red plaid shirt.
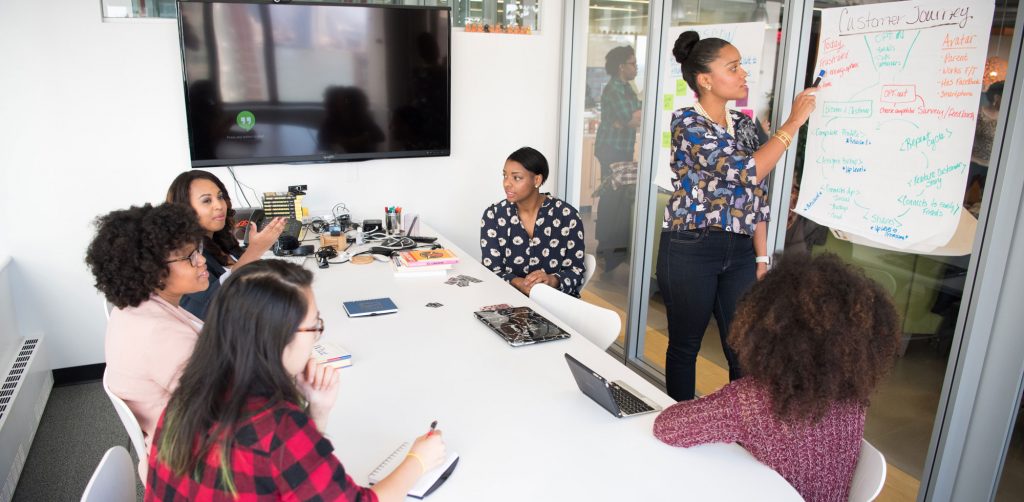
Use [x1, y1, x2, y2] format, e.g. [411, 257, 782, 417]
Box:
[145, 260, 446, 501]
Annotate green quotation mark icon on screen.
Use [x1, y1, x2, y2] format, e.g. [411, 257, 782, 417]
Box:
[236, 111, 255, 131]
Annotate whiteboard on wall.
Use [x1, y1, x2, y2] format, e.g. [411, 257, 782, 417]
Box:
[796, 0, 994, 252]
[656, 22, 767, 193]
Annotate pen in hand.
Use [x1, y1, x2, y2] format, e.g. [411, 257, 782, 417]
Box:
[427, 420, 438, 437]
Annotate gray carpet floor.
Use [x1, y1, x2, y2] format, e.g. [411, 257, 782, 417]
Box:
[14, 381, 144, 501]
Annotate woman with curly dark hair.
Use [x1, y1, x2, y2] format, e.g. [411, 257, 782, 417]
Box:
[653, 253, 901, 501]
[85, 203, 209, 476]
[166, 170, 285, 319]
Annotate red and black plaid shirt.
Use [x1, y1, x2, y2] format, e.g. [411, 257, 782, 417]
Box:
[145, 398, 378, 502]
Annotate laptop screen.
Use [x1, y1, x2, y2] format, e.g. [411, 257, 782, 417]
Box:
[565, 353, 621, 416]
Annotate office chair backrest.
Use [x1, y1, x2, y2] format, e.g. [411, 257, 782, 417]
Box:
[102, 373, 148, 476]
[529, 284, 620, 350]
[581, 253, 597, 291]
[80, 446, 136, 502]
[102, 297, 114, 320]
[848, 438, 887, 502]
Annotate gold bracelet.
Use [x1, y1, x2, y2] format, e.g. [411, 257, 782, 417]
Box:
[775, 129, 792, 142]
[406, 452, 426, 475]
[772, 133, 791, 149]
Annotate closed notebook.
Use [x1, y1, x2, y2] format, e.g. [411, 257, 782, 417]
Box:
[311, 341, 352, 369]
[343, 297, 398, 317]
[368, 442, 459, 499]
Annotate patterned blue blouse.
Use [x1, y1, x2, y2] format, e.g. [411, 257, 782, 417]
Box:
[480, 196, 587, 298]
[663, 108, 771, 235]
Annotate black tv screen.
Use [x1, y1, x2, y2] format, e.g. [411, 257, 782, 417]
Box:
[178, 0, 450, 167]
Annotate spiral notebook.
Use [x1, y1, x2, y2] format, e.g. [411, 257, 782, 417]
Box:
[368, 441, 459, 499]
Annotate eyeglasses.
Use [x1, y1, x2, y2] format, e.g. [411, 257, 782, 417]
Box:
[165, 242, 204, 268]
[297, 316, 325, 342]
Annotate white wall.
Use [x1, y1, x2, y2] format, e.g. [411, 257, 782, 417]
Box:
[0, 0, 564, 369]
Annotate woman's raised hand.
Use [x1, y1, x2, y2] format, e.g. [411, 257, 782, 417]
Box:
[785, 87, 818, 129]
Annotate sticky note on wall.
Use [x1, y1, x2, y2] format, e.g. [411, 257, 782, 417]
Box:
[662, 131, 671, 149]
[676, 79, 688, 96]
[664, 94, 674, 111]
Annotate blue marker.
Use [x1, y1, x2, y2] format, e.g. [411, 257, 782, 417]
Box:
[812, 69, 825, 87]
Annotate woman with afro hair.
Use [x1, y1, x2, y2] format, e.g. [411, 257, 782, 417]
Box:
[653, 253, 901, 501]
[86, 203, 209, 477]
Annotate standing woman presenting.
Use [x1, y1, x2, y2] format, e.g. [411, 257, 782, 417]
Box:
[658, 32, 816, 401]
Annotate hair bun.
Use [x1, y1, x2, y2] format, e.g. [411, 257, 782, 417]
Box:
[673, 31, 700, 65]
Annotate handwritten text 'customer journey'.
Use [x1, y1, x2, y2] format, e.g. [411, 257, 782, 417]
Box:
[797, 0, 993, 251]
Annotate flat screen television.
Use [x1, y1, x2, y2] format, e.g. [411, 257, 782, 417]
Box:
[177, 0, 450, 167]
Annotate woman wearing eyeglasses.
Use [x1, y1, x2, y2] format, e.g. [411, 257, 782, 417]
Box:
[146, 260, 447, 501]
[166, 170, 286, 320]
[85, 203, 209, 477]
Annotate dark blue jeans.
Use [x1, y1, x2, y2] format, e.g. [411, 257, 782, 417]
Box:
[656, 228, 756, 401]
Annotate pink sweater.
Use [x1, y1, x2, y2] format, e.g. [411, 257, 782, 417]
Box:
[653, 378, 864, 502]
[105, 295, 202, 449]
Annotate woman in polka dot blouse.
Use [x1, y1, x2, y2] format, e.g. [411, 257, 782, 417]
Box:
[480, 147, 587, 298]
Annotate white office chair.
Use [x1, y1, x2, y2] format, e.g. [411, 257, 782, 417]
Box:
[529, 283, 620, 350]
[102, 373, 148, 483]
[581, 253, 597, 291]
[102, 297, 114, 320]
[848, 439, 887, 502]
[81, 446, 136, 502]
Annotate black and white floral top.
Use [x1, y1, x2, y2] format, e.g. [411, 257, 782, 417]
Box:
[480, 195, 587, 297]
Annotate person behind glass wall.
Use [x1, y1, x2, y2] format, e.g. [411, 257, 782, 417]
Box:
[658, 31, 816, 401]
[166, 171, 286, 319]
[966, 80, 1002, 216]
[146, 260, 447, 501]
[654, 253, 901, 501]
[594, 45, 642, 273]
[85, 203, 209, 478]
[480, 147, 587, 297]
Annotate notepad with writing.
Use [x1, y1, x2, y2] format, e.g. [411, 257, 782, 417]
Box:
[343, 297, 398, 317]
[368, 442, 459, 499]
[311, 341, 352, 369]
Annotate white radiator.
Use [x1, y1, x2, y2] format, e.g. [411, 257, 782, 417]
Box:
[0, 338, 51, 502]
[0, 257, 52, 502]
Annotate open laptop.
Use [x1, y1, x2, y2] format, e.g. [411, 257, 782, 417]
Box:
[564, 353, 663, 418]
[473, 307, 570, 347]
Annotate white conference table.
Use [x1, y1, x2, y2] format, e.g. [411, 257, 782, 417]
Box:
[309, 227, 802, 501]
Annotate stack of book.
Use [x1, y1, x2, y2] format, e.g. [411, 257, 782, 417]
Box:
[262, 192, 302, 219]
[391, 248, 459, 277]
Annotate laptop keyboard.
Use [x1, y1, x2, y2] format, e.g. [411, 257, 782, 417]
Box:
[610, 383, 654, 415]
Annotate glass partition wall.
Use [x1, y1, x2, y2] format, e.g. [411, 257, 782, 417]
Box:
[561, 0, 1023, 500]
[567, 0, 651, 354]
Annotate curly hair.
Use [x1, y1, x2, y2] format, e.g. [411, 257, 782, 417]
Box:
[85, 203, 204, 309]
[728, 253, 901, 423]
[166, 170, 238, 267]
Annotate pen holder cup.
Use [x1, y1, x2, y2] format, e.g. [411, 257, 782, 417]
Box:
[386, 213, 402, 235]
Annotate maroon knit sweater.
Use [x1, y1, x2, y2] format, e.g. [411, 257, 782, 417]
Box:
[653, 378, 865, 502]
